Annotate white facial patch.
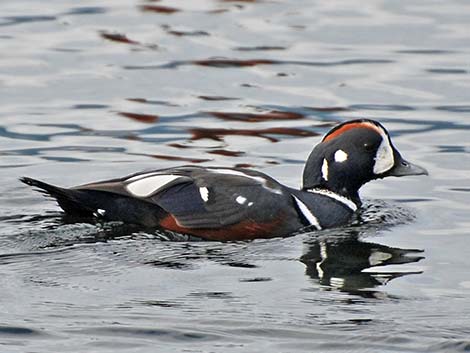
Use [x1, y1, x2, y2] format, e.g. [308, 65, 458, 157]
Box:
[292, 195, 322, 230]
[373, 135, 395, 174]
[321, 159, 329, 181]
[126, 174, 181, 197]
[199, 187, 209, 202]
[334, 149, 348, 163]
[235, 195, 247, 205]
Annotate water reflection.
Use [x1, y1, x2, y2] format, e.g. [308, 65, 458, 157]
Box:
[207, 110, 305, 122]
[117, 111, 159, 124]
[124, 58, 394, 70]
[189, 126, 318, 142]
[300, 232, 424, 296]
[139, 4, 180, 14]
[100, 31, 141, 45]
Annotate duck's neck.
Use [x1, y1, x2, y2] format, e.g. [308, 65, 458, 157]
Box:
[303, 185, 362, 208]
[302, 149, 362, 206]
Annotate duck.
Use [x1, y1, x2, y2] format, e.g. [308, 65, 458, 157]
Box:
[20, 119, 428, 241]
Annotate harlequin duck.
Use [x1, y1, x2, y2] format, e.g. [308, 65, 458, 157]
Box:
[20, 119, 427, 241]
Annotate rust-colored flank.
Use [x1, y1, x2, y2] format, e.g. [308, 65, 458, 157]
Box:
[159, 214, 281, 241]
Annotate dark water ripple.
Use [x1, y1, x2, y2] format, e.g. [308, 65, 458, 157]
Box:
[63, 7, 107, 16]
[395, 49, 456, 55]
[349, 104, 416, 111]
[0, 325, 44, 336]
[0, 15, 57, 27]
[234, 46, 287, 51]
[70, 326, 222, 342]
[0, 7, 106, 27]
[72, 104, 110, 110]
[427, 68, 468, 74]
[435, 105, 470, 113]
[124, 58, 395, 70]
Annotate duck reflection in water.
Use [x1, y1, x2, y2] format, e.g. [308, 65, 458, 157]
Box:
[300, 229, 424, 296]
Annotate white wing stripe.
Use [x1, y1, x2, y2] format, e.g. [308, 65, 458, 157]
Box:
[126, 175, 182, 197]
[210, 168, 283, 195]
[292, 195, 322, 230]
[210, 168, 265, 183]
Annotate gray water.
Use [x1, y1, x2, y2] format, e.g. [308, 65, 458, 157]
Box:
[1, 0, 470, 352]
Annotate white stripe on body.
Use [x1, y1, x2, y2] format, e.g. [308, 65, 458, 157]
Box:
[210, 168, 283, 195]
[126, 174, 182, 197]
[292, 195, 322, 230]
[307, 188, 357, 212]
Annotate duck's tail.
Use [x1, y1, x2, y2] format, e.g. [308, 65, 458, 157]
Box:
[20, 177, 94, 216]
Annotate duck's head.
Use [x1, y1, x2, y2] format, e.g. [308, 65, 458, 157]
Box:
[302, 119, 428, 204]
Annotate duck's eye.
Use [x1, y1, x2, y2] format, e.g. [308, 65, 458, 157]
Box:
[363, 143, 375, 152]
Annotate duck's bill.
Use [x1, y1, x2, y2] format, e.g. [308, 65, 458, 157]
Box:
[387, 159, 428, 177]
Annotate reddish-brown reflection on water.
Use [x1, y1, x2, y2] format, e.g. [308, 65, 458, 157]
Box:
[100, 32, 140, 45]
[190, 127, 318, 142]
[117, 112, 159, 123]
[207, 110, 305, 122]
[207, 149, 245, 157]
[139, 5, 180, 14]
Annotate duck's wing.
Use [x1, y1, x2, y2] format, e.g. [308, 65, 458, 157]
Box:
[53, 166, 295, 230]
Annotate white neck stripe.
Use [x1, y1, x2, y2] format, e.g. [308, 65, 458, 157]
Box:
[292, 195, 322, 230]
[306, 188, 358, 211]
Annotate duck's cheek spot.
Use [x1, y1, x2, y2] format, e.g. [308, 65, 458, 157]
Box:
[334, 149, 348, 163]
[373, 138, 394, 174]
[321, 158, 329, 181]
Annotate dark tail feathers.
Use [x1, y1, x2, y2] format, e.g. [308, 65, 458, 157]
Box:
[20, 177, 66, 197]
[20, 177, 94, 216]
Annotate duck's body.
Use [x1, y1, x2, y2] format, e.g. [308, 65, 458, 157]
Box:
[21, 119, 427, 241]
[21, 166, 356, 240]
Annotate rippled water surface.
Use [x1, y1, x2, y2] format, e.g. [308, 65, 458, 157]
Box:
[1, 0, 470, 352]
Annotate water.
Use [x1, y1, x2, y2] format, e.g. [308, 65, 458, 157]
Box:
[1, 0, 470, 351]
